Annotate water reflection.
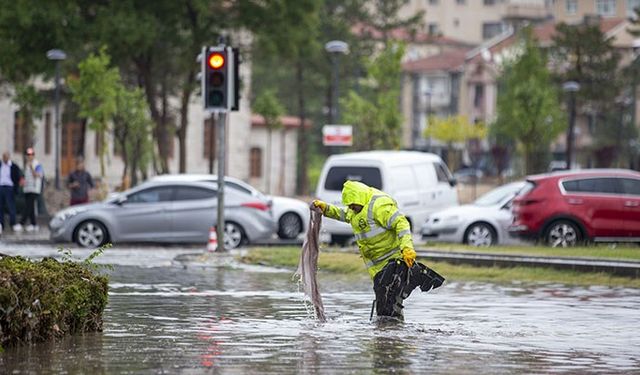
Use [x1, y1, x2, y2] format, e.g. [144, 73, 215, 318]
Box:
[1, 262, 640, 374]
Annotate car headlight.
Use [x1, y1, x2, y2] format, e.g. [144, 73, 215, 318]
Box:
[53, 208, 85, 222]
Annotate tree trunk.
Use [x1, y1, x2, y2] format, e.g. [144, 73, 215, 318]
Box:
[177, 71, 195, 173]
[278, 129, 286, 196]
[267, 127, 272, 194]
[296, 61, 309, 196]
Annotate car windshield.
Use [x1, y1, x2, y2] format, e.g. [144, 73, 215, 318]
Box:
[473, 182, 524, 206]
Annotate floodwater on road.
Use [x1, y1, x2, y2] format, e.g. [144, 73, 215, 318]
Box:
[1, 245, 639, 374]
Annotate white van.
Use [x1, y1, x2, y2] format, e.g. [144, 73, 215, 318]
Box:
[315, 151, 458, 245]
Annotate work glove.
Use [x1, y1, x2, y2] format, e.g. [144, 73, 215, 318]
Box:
[311, 199, 327, 213]
[401, 247, 416, 268]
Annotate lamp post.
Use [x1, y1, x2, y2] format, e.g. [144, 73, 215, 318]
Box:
[325, 41, 349, 125]
[562, 81, 580, 170]
[47, 49, 66, 190]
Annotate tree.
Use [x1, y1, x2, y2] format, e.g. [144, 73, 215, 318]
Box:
[253, 90, 285, 194]
[342, 42, 405, 150]
[423, 115, 486, 170]
[68, 48, 120, 177]
[113, 86, 153, 188]
[365, 0, 425, 41]
[494, 29, 566, 174]
[551, 20, 622, 166]
[246, 0, 323, 195]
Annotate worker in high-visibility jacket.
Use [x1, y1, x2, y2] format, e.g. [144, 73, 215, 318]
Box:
[312, 180, 444, 319]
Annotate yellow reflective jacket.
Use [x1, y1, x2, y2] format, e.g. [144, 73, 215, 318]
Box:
[324, 180, 414, 278]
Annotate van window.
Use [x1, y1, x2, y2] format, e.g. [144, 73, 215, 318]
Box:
[324, 166, 382, 191]
[434, 162, 451, 183]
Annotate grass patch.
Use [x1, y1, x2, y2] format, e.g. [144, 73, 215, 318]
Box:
[423, 242, 640, 261]
[241, 247, 640, 288]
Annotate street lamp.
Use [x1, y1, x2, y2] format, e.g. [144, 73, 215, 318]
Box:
[325, 40, 349, 125]
[47, 49, 67, 190]
[562, 81, 580, 169]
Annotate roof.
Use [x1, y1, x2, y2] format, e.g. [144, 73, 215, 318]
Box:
[527, 168, 640, 181]
[351, 23, 472, 47]
[328, 150, 442, 165]
[467, 17, 628, 63]
[403, 48, 470, 73]
[251, 114, 312, 129]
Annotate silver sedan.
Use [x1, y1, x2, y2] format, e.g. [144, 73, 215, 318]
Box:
[49, 180, 276, 249]
[421, 181, 526, 246]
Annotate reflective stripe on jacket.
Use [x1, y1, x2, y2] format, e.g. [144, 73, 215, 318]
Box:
[324, 180, 414, 278]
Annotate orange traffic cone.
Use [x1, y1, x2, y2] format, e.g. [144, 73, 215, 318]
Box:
[207, 226, 218, 252]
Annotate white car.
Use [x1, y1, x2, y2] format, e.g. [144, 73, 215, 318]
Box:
[421, 181, 526, 247]
[152, 174, 309, 240]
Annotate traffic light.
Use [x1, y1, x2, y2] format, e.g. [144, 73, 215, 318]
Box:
[202, 46, 228, 110]
[200, 46, 240, 111]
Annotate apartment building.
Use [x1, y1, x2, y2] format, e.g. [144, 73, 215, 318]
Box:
[399, 0, 550, 44]
[551, 0, 640, 23]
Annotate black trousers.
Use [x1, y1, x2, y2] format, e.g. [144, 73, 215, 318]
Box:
[372, 259, 445, 318]
[21, 193, 39, 226]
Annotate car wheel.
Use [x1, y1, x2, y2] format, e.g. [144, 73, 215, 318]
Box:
[545, 220, 581, 247]
[74, 220, 109, 248]
[224, 222, 246, 249]
[277, 212, 303, 239]
[464, 222, 496, 247]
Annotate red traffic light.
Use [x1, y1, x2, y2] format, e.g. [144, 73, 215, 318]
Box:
[208, 53, 225, 69]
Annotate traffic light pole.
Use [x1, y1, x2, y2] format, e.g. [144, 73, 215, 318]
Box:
[216, 110, 227, 251]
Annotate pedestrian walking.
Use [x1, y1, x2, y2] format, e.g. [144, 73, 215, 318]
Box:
[0, 151, 24, 234]
[20, 147, 44, 232]
[312, 180, 444, 320]
[67, 156, 94, 206]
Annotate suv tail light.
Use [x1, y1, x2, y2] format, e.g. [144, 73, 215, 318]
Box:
[242, 201, 270, 211]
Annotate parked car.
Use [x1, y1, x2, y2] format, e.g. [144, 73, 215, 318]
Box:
[422, 181, 525, 246]
[315, 151, 458, 245]
[49, 180, 276, 249]
[152, 174, 309, 240]
[509, 169, 640, 247]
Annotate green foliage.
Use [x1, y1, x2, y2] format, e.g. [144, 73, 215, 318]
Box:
[494, 28, 565, 174]
[0, 254, 109, 349]
[551, 21, 621, 110]
[366, 0, 425, 40]
[113, 86, 153, 185]
[68, 48, 120, 177]
[342, 43, 405, 150]
[11, 83, 45, 149]
[424, 115, 486, 144]
[253, 90, 285, 131]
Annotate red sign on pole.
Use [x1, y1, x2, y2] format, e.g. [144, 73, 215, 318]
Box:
[323, 125, 353, 146]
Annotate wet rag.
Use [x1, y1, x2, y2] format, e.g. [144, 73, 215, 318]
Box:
[295, 208, 327, 322]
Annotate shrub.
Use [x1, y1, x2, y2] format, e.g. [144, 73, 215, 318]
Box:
[0, 252, 108, 349]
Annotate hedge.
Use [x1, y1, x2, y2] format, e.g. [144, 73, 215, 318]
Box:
[0, 254, 109, 350]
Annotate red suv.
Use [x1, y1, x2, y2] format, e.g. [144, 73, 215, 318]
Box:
[510, 169, 640, 247]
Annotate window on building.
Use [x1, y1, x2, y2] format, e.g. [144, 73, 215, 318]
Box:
[474, 84, 484, 109]
[482, 22, 503, 39]
[95, 132, 102, 156]
[565, 0, 578, 14]
[456, 0, 466, 4]
[628, 0, 640, 18]
[44, 112, 51, 155]
[203, 118, 216, 159]
[250, 147, 262, 178]
[13, 111, 29, 153]
[429, 0, 438, 4]
[428, 23, 439, 35]
[484, 0, 497, 5]
[596, 0, 617, 16]
[454, 18, 460, 27]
